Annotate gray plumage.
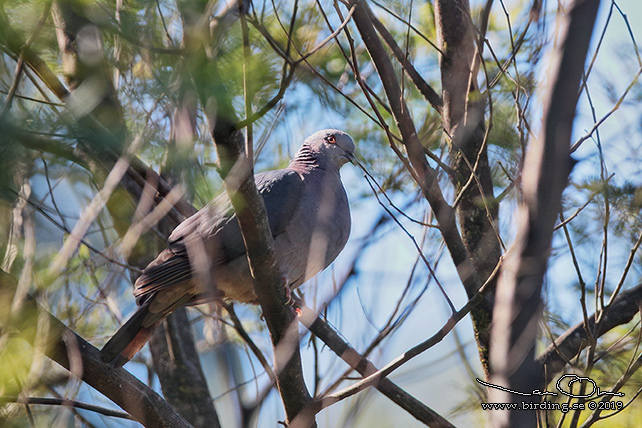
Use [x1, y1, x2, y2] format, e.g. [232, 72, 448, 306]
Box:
[101, 129, 355, 366]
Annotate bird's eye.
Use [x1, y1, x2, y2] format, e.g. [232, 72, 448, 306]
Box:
[326, 135, 336, 144]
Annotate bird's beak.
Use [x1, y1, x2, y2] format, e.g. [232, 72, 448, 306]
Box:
[345, 151, 357, 165]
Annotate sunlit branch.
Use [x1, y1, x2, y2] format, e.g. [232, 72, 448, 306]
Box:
[0, 271, 191, 427]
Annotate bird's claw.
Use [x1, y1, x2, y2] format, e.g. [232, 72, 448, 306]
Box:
[283, 279, 303, 317]
[284, 286, 301, 307]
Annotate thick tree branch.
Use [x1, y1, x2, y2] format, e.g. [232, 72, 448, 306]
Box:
[434, 0, 501, 374]
[0, 271, 191, 428]
[488, 0, 600, 426]
[212, 119, 313, 426]
[537, 283, 642, 385]
[347, 0, 482, 302]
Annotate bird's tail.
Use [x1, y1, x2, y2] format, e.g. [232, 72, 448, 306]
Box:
[100, 301, 160, 368]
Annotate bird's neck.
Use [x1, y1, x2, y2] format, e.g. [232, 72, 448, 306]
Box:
[288, 144, 324, 172]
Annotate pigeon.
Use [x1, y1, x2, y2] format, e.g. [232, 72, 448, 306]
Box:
[100, 129, 355, 367]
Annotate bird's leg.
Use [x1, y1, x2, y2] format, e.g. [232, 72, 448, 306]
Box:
[283, 276, 303, 317]
[257, 277, 300, 321]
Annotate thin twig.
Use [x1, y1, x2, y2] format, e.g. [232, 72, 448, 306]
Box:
[308, 258, 501, 413]
[0, 396, 133, 420]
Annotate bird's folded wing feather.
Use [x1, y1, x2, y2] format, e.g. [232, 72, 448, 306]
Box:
[133, 169, 304, 304]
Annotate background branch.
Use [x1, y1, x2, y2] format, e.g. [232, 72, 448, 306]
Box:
[48, 2, 217, 423]
[537, 282, 642, 385]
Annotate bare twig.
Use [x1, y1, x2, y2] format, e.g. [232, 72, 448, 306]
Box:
[0, 396, 133, 420]
[295, 259, 501, 416]
[361, 166, 454, 312]
[297, 306, 456, 428]
[570, 66, 642, 153]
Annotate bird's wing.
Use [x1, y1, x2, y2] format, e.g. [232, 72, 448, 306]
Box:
[190, 168, 304, 261]
[256, 169, 305, 236]
[133, 169, 304, 304]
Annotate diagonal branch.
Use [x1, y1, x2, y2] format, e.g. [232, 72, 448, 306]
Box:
[346, 0, 482, 302]
[0, 271, 191, 428]
[369, 9, 443, 113]
[292, 263, 500, 422]
[299, 306, 456, 428]
[0, 396, 133, 420]
[537, 283, 642, 385]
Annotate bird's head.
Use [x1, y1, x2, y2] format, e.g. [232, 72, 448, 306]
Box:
[302, 129, 356, 169]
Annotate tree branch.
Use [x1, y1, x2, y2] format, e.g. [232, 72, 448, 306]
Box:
[434, 0, 501, 374]
[0, 396, 133, 420]
[347, 0, 482, 324]
[537, 283, 642, 385]
[212, 119, 313, 426]
[298, 306, 455, 428]
[0, 271, 191, 428]
[488, 0, 600, 426]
